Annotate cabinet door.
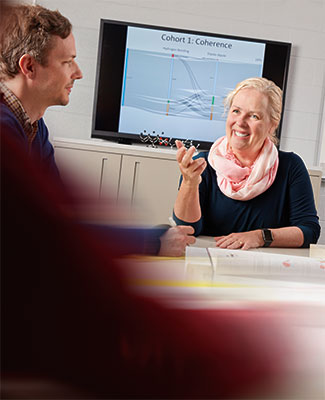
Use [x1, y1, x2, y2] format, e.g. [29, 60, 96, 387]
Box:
[119, 155, 180, 225]
[54, 147, 122, 201]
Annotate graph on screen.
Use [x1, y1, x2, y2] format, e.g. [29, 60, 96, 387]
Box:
[118, 27, 265, 142]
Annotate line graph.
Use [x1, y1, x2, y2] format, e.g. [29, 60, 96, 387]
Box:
[122, 49, 262, 123]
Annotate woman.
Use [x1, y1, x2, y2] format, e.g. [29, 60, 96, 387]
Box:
[173, 77, 320, 249]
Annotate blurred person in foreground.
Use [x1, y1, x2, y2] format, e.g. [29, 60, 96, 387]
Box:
[173, 77, 320, 249]
[1, 2, 295, 399]
[1, 115, 294, 398]
[0, 2, 195, 257]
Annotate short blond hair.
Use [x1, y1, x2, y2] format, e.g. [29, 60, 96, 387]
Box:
[224, 77, 283, 144]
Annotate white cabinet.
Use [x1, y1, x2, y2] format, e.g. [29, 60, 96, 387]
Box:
[53, 138, 181, 226]
[118, 155, 180, 225]
[54, 146, 122, 201]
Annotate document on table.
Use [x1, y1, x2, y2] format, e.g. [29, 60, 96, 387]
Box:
[186, 247, 325, 280]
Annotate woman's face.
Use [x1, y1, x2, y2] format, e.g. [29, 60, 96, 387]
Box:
[226, 88, 276, 161]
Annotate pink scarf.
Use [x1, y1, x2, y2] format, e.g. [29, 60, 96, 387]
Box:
[208, 136, 279, 201]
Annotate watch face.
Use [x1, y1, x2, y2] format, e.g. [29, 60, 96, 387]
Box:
[262, 229, 273, 247]
[263, 229, 273, 242]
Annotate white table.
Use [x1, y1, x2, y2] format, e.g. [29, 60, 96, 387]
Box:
[121, 239, 325, 399]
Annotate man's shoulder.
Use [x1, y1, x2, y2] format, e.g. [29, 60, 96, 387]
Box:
[1, 100, 15, 119]
[0, 101, 23, 131]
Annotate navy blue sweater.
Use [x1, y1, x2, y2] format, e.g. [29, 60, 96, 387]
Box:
[173, 150, 320, 247]
[0, 99, 60, 179]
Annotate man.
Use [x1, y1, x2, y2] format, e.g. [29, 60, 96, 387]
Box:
[0, 3, 195, 256]
[0, 3, 81, 177]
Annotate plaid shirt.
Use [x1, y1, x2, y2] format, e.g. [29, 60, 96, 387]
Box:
[0, 81, 38, 147]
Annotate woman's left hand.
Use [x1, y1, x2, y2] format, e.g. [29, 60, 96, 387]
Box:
[214, 230, 264, 250]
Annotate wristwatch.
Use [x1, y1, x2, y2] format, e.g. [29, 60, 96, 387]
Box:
[261, 229, 273, 247]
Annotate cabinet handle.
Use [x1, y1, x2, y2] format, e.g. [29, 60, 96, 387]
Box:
[99, 157, 108, 197]
[131, 161, 140, 205]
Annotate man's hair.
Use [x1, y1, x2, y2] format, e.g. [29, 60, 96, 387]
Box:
[0, 4, 72, 79]
[224, 77, 283, 145]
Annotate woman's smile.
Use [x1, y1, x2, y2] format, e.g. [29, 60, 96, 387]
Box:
[233, 130, 250, 138]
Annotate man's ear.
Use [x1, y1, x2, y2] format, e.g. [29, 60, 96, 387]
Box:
[18, 54, 36, 78]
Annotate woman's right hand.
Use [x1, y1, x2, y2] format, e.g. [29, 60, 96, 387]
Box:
[176, 140, 207, 186]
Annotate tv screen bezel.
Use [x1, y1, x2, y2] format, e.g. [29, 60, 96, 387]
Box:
[91, 19, 291, 150]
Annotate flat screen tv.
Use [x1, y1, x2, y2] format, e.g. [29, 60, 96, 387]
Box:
[92, 19, 291, 150]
